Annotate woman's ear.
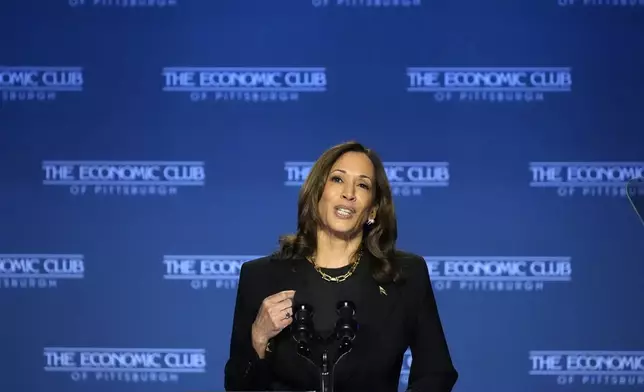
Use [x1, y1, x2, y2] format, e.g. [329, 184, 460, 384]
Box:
[370, 206, 378, 220]
[367, 208, 377, 223]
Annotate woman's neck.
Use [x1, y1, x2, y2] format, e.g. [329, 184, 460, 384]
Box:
[314, 229, 362, 268]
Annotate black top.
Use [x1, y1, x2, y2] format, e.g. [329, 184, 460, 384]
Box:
[302, 258, 368, 337]
[224, 250, 458, 392]
[288, 258, 371, 368]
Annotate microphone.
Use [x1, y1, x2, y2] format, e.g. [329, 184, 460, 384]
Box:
[291, 303, 315, 357]
[627, 178, 643, 227]
[334, 300, 358, 351]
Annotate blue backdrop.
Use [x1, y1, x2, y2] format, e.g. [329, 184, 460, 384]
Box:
[1, 0, 643, 391]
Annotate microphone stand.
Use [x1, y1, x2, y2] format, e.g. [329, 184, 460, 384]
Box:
[294, 334, 333, 392]
[292, 301, 357, 392]
[296, 330, 353, 392]
[319, 337, 350, 392]
[321, 300, 358, 392]
[320, 351, 330, 392]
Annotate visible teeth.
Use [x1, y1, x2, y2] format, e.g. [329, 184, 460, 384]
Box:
[337, 208, 352, 215]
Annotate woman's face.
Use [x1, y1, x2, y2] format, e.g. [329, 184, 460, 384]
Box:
[317, 151, 376, 238]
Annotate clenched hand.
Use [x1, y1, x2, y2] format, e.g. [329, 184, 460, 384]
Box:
[251, 290, 296, 358]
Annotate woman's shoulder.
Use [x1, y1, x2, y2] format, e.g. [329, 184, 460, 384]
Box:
[393, 249, 425, 264]
[393, 249, 427, 271]
[239, 252, 298, 279]
[236, 254, 289, 299]
[239, 253, 281, 274]
[391, 249, 430, 285]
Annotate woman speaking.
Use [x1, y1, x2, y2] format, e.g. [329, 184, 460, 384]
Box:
[224, 141, 458, 392]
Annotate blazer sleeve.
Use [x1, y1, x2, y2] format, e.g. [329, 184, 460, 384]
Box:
[407, 257, 458, 392]
[224, 262, 272, 391]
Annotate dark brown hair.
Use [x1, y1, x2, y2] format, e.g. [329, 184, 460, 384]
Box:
[276, 141, 401, 284]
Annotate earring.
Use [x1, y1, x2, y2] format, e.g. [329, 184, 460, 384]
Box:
[367, 218, 374, 225]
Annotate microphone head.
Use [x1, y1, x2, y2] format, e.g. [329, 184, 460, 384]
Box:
[292, 287, 314, 320]
[293, 303, 314, 321]
[291, 303, 315, 339]
[627, 178, 644, 227]
[336, 300, 356, 319]
[291, 303, 315, 357]
[336, 300, 356, 310]
[335, 300, 358, 344]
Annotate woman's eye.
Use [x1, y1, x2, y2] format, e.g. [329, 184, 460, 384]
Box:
[330, 175, 369, 190]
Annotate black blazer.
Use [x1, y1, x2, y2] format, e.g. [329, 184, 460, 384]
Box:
[224, 250, 458, 392]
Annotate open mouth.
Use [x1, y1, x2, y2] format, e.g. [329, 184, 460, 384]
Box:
[334, 205, 356, 219]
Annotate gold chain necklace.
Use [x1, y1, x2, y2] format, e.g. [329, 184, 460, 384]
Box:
[306, 250, 362, 283]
